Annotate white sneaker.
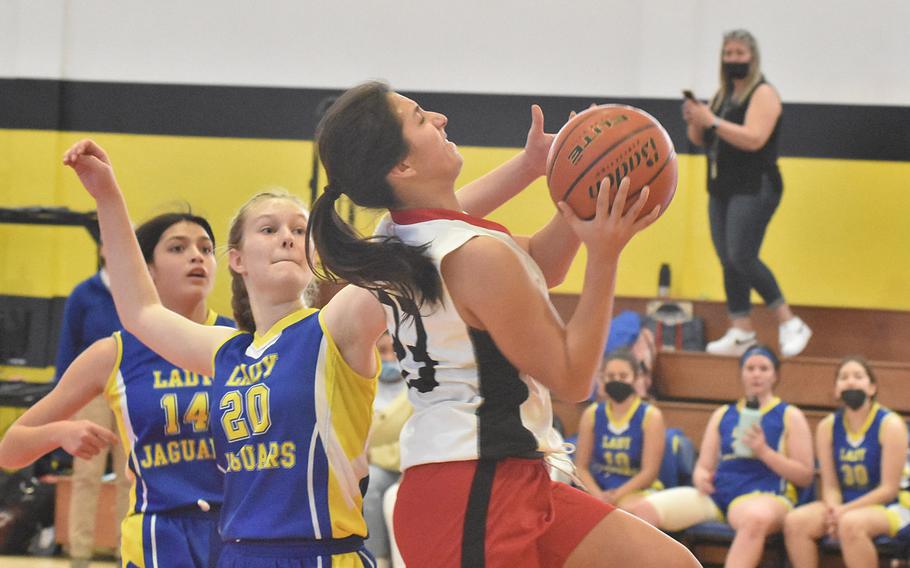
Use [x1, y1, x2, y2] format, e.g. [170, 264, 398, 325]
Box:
[706, 327, 757, 356]
[780, 316, 812, 357]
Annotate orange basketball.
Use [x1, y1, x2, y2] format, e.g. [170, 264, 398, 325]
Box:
[546, 104, 678, 221]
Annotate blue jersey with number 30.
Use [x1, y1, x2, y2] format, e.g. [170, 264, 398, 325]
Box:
[832, 403, 893, 503]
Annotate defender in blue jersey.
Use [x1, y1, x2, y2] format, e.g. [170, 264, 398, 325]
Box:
[211, 306, 377, 566]
[0, 212, 232, 568]
[63, 137, 546, 567]
[633, 345, 814, 568]
[111, 312, 233, 568]
[577, 350, 666, 510]
[784, 356, 910, 568]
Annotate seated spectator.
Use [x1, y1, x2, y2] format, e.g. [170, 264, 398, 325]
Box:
[575, 350, 666, 510]
[629, 345, 814, 568]
[784, 356, 910, 568]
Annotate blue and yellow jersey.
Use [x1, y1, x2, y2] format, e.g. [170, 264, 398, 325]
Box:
[105, 310, 234, 515]
[211, 307, 377, 542]
[586, 397, 662, 491]
[831, 402, 900, 503]
[714, 397, 797, 510]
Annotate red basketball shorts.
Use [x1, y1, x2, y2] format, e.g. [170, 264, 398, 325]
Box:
[393, 457, 615, 567]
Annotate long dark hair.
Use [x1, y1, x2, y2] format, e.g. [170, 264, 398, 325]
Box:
[135, 211, 215, 263]
[306, 81, 441, 310]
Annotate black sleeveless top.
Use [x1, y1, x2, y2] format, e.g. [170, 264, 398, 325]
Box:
[705, 77, 782, 196]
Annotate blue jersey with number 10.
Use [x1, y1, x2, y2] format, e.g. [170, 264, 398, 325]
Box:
[587, 398, 661, 491]
[211, 308, 377, 542]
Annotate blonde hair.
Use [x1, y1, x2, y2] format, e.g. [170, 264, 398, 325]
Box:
[711, 29, 764, 112]
[227, 189, 309, 332]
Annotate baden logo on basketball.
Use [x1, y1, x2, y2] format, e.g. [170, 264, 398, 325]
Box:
[583, 136, 663, 201]
[547, 104, 678, 221]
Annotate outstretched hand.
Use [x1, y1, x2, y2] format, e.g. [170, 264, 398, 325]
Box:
[556, 176, 661, 259]
[523, 103, 598, 176]
[522, 104, 556, 177]
[62, 139, 119, 200]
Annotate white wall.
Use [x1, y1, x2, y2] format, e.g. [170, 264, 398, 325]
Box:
[3, 0, 909, 105]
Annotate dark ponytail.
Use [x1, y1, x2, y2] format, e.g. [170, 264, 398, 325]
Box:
[306, 81, 441, 309]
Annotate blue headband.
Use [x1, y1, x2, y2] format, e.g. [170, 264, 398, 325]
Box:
[739, 346, 780, 369]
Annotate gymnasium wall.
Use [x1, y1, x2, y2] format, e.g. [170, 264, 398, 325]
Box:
[2, 1, 909, 379]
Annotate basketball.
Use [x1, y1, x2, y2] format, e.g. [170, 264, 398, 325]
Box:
[546, 104, 678, 221]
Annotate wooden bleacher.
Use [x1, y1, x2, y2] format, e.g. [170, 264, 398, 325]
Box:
[549, 294, 910, 567]
[549, 293, 910, 435]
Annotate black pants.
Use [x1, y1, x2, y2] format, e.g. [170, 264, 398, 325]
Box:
[708, 176, 785, 318]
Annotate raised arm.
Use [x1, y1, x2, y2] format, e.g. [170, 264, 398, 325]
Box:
[455, 104, 582, 287]
[63, 140, 234, 376]
[518, 214, 581, 288]
[442, 177, 659, 402]
[321, 284, 389, 377]
[0, 338, 120, 469]
[455, 105, 552, 217]
[687, 85, 781, 152]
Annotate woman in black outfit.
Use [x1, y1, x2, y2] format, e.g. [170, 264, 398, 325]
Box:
[683, 29, 811, 358]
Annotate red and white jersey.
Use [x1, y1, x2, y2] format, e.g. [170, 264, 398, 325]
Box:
[374, 208, 564, 470]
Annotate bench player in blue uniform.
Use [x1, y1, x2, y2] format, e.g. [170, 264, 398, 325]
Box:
[576, 350, 666, 510]
[61, 127, 569, 567]
[0, 211, 233, 567]
[784, 356, 910, 568]
[632, 345, 814, 568]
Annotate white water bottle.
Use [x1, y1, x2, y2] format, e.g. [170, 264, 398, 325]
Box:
[733, 398, 762, 458]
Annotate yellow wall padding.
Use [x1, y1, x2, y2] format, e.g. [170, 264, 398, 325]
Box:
[2, 129, 908, 322]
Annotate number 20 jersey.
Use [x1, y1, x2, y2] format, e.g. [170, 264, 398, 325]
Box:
[374, 209, 564, 471]
[211, 308, 377, 541]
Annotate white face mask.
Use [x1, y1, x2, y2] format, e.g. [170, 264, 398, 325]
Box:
[379, 361, 402, 383]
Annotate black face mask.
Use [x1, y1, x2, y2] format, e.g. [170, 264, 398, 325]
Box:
[604, 381, 635, 403]
[841, 389, 868, 410]
[723, 62, 750, 81]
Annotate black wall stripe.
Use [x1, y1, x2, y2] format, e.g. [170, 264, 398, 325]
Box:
[2, 79, 909, 161]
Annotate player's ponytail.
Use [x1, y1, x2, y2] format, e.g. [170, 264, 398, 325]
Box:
[307, 81, 442, 309]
